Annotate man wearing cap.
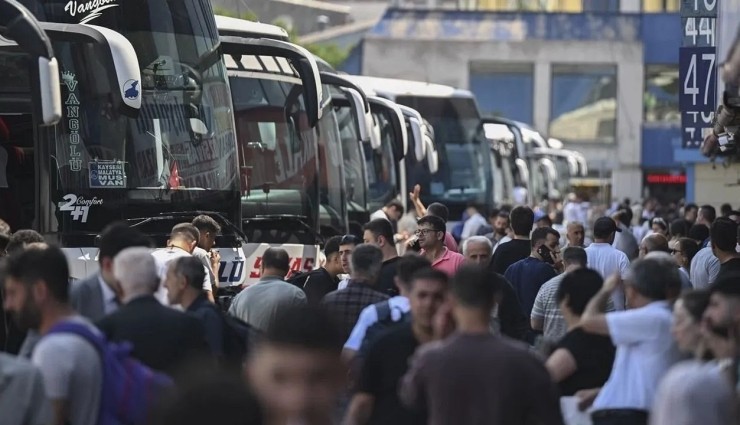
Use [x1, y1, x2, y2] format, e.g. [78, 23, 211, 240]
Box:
[585, 217, 631, 310]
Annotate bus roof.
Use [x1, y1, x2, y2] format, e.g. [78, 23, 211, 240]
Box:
[215, 15, 290, 41]
[344, 75, 474, 99]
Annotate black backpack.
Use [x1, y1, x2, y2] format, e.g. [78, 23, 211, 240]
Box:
[358, 300, 409, 357]
[220, 312, 261, 368]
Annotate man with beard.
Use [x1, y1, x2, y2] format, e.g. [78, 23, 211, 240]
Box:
[484, 211, 511, 250]
[3, 245, 102, 425]
[703, 273, 740, 363]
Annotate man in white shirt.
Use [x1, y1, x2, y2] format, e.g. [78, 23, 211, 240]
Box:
[151, 223, 213, 304]
[4, 246, 102, 425]
[369, 199, 404, 224]
[342, 254, 431, 359]
[579, 257, 683, 425]
[586, 217, 631, 310]
[460, 204, 487, 240]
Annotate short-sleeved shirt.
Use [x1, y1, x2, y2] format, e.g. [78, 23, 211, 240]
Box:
[344, 296, 410, 351]
[322, 280, 390, 341]
[531, 274, 568, 341]
[690, 247, 720, 289]
[585, 243, 630, 310]
[192, 247, 217, 288]
[718, 257, 740, 281]
[228, 276, 307, 332]
[593, 301, 682, 411]
[420, 247, 464, 276]
[376, 257, 401, 297]
[504, 257, 557, 317]
[151, 248, 211, 305]
[358, 323, 425, 425]
[32, 317, 102, 425]
[490, 239, 531, 275]
[0, 352, 52, 425]
[554, 328, 615, 396]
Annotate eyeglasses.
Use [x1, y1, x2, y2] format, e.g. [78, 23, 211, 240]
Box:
[671, 249, 683, 254]
[414, 228, 438, 236]
[340, 234, 361, 245]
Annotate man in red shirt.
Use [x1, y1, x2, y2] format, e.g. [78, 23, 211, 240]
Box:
[417, 215, 464, 276]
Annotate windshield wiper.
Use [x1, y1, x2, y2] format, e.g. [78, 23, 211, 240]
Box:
[125, 210, 248, 246]
[243, 214, 323, 245]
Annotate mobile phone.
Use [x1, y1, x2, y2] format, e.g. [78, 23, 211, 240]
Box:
[537, 245, 554, 264]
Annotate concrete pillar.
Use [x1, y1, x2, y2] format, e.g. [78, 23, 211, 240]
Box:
[533, 62, 551, 133]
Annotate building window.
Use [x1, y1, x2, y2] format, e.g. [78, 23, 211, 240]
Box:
[644, 65, 680, 124]
[475, 0, 617, 11]
[642, 0, 679, 12]
[469, 63, 534, 124]
[550, 64, 617, 144]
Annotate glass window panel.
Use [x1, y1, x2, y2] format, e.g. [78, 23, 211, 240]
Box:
[550, 64, 617, 144]
[643, 0, 680, 12]
[644, 65, 680, 124]
[470, 63, 534, 124]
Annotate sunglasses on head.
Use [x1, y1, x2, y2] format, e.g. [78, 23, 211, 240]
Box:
[340, 234, 361, 245]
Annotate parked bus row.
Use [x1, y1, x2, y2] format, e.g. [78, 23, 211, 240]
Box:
[0, 1, 587, 293]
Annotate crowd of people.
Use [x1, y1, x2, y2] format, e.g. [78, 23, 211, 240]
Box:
[1, 192, 740, 425]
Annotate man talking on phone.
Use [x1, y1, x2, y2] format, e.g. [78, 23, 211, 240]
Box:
[504, 227, 560, 341]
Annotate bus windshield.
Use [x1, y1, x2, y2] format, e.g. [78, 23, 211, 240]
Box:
[317, 93, 347, 236]
[364, 109, 397, 211]
[229, 74, 319, 227]
[396, 95, 490, 214]
[27, 0, 239, 232]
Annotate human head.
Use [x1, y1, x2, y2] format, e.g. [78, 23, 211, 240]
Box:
[672, 238, 700, 270]
[338, 235, 360, 274]
[492, 211, 510, 237]
[362, 219, 396, 256]
[684, 203, 699, 223]
[114, 247, 159, 302]
[556, 268, 603, 319]
[566, 222, 585, 247]
[623, 257, 682, 308]
[322, 236, 342, 277]
[97, 222, 152, 287]
[449, 265, 502, 317]
[168, 223, 200, 253]
[670, 219, 690, 240]
[3, 245, 69, 331]
[393, 253, 432, 296]
[416, 215, 446, 251]
[672, 290, 710, 354]
[710, 217, 739, 256]
[260, 248, 290, 278]
[593, 216, 621, 243]
[614, 207, 633, 228]
[247, 305, 344, 423]
[704, 274, 740, 342]
[382, 199, 404, 222]
[562, 246, 587, 270]
[408, 268, 448, 334]
[721, 203, 733, 217]
[688, 223, 710, 244]
[165, 256, 207, 306]
[0, 218, 10, 256]
[192, 215, 221, 251]
[509, 206, 534, 237]
[349, 244, 383, 284]
[698, 204, 717, 227]
[426, 203, 449, 223]
[535, 213, 553, 229]
[531, 227, 560, 260]
[651, 217, 669, 237]
[5, 229, 44, 256]
[640, 233, 670, 258]
[462, 236, 493, 266]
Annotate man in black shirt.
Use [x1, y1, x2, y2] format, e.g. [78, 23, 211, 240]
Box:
[289, 236, 343, 304]
[343, 268, 448, 425]
[363, 219, 400, 297]
[711, 218, 740, 280]
[490, 206, 535, 275]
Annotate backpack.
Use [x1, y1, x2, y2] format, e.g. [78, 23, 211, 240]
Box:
[48, 322, 174, 425]
[357, 300, 409, 357]
[220, 313, 261, 367]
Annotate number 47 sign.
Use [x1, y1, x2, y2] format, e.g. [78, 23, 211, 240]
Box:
[679, 47, 716, 148]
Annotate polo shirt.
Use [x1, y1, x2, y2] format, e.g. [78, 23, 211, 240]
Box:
[593, 301, 682, 411]
[421, 247, 464, 276]
[228, 275, 307, 332]
[504, 257, 557, 317]
[585, 243, 630, 310]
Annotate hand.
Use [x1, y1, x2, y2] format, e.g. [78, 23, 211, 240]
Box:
[409, 184, 421, 204]
[432, 301, 455, 340]
[574, 387, 600, 411]
[210, 249, 221, 268]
